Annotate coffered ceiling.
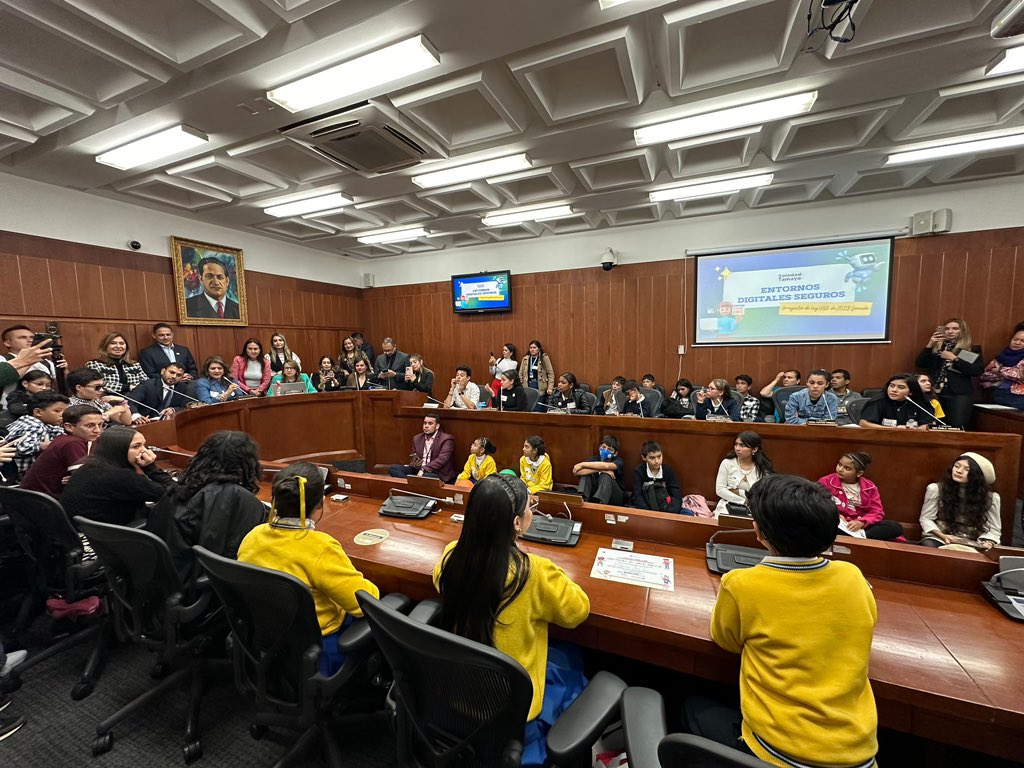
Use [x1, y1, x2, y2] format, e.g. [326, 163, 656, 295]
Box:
[1, 0, 1022, 260]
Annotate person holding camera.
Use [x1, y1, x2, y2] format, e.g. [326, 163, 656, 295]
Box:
[1, 325, 65, 405]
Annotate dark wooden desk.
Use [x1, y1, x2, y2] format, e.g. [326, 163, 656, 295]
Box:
[974, 404, 1024, 499]
[295, 475, 1024, 760]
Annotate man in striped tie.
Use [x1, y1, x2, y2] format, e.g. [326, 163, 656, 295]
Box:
[185, 257, 240, 320]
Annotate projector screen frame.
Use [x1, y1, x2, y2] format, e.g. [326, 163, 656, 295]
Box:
[451, 269, 513, 315]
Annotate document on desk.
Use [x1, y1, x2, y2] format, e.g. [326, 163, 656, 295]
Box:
[591, 547, 675, 591]
[837, 519, 866, 538]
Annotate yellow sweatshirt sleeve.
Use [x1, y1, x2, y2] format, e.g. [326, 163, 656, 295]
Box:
[533, 556, 590, 628]
[478, 455, 497, 481]
[314, 537, 380, 618]
[457, 454, 475, 482]
[710, 574, 743, 654]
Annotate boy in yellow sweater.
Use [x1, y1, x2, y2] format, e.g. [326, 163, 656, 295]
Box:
[238, 462, 379, 675]
[706, 473, 878, 768]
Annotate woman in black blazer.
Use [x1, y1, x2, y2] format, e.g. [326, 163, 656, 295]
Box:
[496, 371, 528, 411]
[915, 317, 983, 429]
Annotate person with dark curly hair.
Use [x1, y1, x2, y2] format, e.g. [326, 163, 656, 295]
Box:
[147, 431, 267, 585]
[919, 452, 1001, 551]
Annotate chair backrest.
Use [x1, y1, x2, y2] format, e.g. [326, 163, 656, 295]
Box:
[193, 546, 325, 704]
[658, 733, 770, 767]
[524, 387, 540, 412]
[579, 391, 598, 414]
[478, 386, 492, 408]
[576, 383, 590, 393]
[771, 385, 803, 418]
[356, 591, 533, 768]
[862, 387, 882, 400]
[0, 486, 89, 593]
[596, 384, 611, 406]
[845, 396, 871, 424]
[639, 387, 663, 416]
[74, 516, 184, 641]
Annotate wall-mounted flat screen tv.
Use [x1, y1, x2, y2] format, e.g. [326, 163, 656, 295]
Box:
[452, 271, 512, 314]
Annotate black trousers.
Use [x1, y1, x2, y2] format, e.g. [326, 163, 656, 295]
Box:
[938, 392, 974, 429]
[578, 473, 623, 506]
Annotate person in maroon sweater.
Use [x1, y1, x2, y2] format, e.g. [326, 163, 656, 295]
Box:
[19, 404, 104, 498]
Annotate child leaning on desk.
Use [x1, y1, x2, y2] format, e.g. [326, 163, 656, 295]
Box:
[691, 474, 878, 768]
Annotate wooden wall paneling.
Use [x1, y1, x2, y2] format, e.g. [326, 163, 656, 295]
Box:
[98, 264, 128, 319]
[0, 253, 25, 316]
[74, 262, 105, 318]
[983, 247, 1017, 335]
[50, 259, 82, 318]
[19, 255, 55, 316]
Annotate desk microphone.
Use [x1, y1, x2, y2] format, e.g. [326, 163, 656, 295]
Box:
[823, 393, 836, 422]
[387, 488, 454, 508]
[424, 395, 447, 407]
[536, 401, 567, 413]
[905, 396, 957, 429]
[112, 391, 186, 419]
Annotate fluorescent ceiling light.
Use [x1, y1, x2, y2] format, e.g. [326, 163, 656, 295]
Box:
[357, 227, 430, 244]
[598, 0, 633, 8]
[883, 129, 1024, 166]
[986, 46, 1024, 77]
[95, 125, 208, 170]
[267, 36, 440, 113]
[634, 92, 818, 146]
[263, 192, 353, 217]
[412, 153, 532, 188]
[482, 204, 575, 227]
[649, 172, 774, 203]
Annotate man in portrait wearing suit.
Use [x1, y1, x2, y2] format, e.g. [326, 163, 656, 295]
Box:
[126, 362, 191, 419]
[185, 257, 240, 320]
[137, 323, 199, 380]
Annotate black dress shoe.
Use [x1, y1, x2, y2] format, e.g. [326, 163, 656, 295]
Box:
[0, 712, 25, 741]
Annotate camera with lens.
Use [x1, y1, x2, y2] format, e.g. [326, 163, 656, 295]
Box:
[32, 332, 63, 358]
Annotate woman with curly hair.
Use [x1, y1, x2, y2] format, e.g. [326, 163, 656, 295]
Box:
[919, 452, 1001, 551]
[147, 431, 266, 586]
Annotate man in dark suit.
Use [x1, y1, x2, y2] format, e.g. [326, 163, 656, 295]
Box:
[126, 362, 191, 419]
[137, 323, 198, 379]
[374, 337, 411, 391]
[185, 257, 240, 320]
[388, 414, 455, 482]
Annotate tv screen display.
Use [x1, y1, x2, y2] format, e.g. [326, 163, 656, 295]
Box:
[452, 271, 512, 314]
[694, 238, 893, 346]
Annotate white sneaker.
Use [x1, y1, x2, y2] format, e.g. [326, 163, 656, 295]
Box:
[0, 650, 27, 677]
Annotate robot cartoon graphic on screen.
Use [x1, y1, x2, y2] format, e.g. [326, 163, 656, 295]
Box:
[836, 250, 886, 294]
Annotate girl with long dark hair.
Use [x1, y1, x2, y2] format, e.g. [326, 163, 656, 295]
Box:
[919, 453, 1001, 551]
[433, 474, 590, 766]
[230, 338, 271, 397]
[713, 431, 773, 517]
[858, 373, 934, 429]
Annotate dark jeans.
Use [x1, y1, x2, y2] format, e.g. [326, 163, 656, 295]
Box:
[578, 473, 623, 506]
[388, 465, 440, 479]
[937, 393, 974, 429]
[865, 520, 904, 540]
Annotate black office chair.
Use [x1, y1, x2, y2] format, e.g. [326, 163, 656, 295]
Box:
[771, 385, 803, 421]
[578, 391, 598, 415]
[845, 396, 871, 424]
[622, 687, 770, 768]
[862, 387, 882, 400]
[0, 486, 108, 701]
[595, 384, 611, 407]
[193, 546, 412, 768]
[576, 383, 591, 393]
[639, 387, 663, 417]
[478, 386, 492, 408]
[356, 590, 626, 768]
[75, 517, 217, 763]
[524, 386, 541, 412]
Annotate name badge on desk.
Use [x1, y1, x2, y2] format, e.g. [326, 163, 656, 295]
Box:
[882, 418, 897, 427]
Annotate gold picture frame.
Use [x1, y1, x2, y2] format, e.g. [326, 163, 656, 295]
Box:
[171, 236, 248, 326]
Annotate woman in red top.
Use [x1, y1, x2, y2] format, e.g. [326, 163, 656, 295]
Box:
[818, 452, 904, 541]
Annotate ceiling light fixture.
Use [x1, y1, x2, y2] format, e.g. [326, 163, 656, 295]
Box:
[883, 129, 1024, 166]
[267, 35, 441, 113]
[357, 227, 430, 244]
[95, 125, 209, 170]
[985, 45, 1024, 76]
[412, 153, 532, 188]
[481, 204, 575, 227]
[649, 172, 774, 203]
[634, 91, 818, 146]
[263, 192, 353, 217]
[598, 0, 633, 9]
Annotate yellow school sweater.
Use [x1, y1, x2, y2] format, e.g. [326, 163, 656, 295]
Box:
[433, 541, 590, 720]
[520, 454, 553, 494]
[457, 453, 497, 483]
[711, 556, 877, 768]
[238, 523, 379, 635]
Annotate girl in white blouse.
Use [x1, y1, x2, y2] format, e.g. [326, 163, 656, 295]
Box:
[714, 431, 774, 517]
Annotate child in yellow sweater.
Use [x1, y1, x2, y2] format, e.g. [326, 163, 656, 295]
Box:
[456, 437, 498, 485]
[519, 435, 552, 493]
[700, 473, 878, 768]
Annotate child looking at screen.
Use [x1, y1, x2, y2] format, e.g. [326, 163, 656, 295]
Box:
[455, 437, 498, 486]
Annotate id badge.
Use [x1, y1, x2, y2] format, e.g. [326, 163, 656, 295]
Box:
[882, 418, 897, 427]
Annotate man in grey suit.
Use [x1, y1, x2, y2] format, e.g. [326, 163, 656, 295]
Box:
[185, 257, 240, 320]
[374, 337, 410, 391]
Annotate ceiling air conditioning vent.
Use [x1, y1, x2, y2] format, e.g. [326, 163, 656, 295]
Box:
[278, 101, 446, 177]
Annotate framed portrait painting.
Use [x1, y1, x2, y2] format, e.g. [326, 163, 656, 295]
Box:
[171, 236, 248, 326]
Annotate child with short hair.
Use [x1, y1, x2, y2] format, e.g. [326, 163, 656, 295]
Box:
[520, 435, 552, 493]
[19, 404, 105, 498]
[631, 441, 683, 514]
[4, 391, 69, 475]
[704, 474, 878, 766]
[572, 434, 624, 505]
[237, 461, 380, 674]
[818, 452, 904, 541]
[456, 437, 498, 485]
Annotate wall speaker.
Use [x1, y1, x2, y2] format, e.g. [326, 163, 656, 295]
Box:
[363, 273, 376, 288]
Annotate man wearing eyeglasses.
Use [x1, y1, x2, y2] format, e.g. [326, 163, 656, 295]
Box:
[66, 367, 133, 426]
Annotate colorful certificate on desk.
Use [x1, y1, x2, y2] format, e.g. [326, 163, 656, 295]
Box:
[591, 547, 675, 591]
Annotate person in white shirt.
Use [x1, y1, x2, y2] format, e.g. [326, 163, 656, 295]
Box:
[714, 431, 774, 517]
[445, 366, 480, 409]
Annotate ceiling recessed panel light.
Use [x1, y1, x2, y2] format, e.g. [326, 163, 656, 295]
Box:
[357, 227, 430, 244]
[634, 92, 818, 147]
[598, 0, 633, 8]
[884, 129, 1024, 166]
[412, 153, 532, 188]
[986, 46, 1024, 77]
[95, 125, 209, 170]
[263, 192, 353, 217]
[649, 172, 774, 203]
[481, 204, 574, 227]
[267, 36, 441, 113]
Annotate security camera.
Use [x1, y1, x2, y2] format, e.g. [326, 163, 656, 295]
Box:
[127, 240, 141, 251]
[601, 247, 617, 272]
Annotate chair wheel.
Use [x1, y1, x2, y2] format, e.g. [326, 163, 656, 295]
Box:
[92, 732, 114, 756]
[249, 723, 267, 740]
[183, 740, 203, 763]
[71, 681, 94, 701]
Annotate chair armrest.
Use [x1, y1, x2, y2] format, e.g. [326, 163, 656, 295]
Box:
[546, 670, 626, 768]
[621, 687, 666, 768]
[408, 598, 442, 625]
[338, 592, 412, 653]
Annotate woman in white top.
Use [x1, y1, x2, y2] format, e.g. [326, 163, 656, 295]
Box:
[265, 332, 300, 374]
[919, 452, 1001, 551]
[487, 343, 518, 401]
[714, 431, 774, 517]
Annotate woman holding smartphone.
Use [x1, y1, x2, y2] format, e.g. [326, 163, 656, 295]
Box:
[311, 356, 342, 392]
[487, 344, 518, 400]
[915, 318, 983, 429]
[400, 354, 434, 394]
